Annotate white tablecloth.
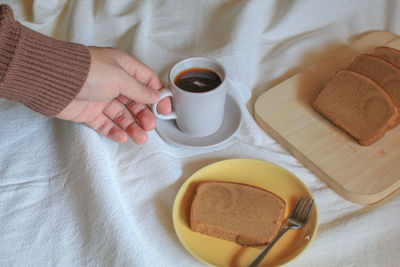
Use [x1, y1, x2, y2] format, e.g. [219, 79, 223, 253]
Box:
[1, 1, 399, 266]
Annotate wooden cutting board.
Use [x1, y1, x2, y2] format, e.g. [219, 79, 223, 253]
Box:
[254, 31, 400, 204]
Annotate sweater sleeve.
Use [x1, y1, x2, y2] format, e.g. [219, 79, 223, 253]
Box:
[0, 4, 91, 117]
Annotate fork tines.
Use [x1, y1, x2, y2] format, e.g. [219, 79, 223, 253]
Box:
[292, 196, 314, 222]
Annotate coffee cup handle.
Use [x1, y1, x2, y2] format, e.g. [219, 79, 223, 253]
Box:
[151, 88, 177, 120]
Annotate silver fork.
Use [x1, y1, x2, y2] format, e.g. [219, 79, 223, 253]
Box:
[248, 196, 314, 267]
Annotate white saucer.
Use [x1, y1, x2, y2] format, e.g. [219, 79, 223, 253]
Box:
[155, 94, 241, 149]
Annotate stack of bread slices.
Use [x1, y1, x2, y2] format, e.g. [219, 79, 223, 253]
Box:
[312, 46, 400, 146]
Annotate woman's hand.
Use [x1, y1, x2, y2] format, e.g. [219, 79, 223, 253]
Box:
[56, 46, 171, 144]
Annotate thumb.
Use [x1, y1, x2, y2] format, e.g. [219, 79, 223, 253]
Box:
[118, 70, 160, 104]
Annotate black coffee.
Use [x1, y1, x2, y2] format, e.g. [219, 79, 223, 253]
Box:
[174, 67, 222, 93]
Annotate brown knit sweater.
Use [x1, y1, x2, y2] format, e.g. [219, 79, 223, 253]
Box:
[0, 4, 91, 116]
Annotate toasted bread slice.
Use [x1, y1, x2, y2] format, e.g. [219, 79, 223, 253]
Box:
[312, 70, 399, 146]
[374, 46, 400, 69]
[189, 181, 286, 247]
[347, 54, 400, 126]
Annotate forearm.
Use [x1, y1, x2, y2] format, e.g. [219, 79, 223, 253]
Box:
[0, 4, 91, 116]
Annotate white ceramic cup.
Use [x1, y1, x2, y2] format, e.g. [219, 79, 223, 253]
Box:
[151, 57, 227, 137]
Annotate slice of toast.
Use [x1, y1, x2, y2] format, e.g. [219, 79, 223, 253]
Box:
[312, 70, 399, 146]
[374, 46, 400, 69]
[346, 54, 400, 125]
[189, 181, 286, 247]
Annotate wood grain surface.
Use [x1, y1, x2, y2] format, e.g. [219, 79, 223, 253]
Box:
[254, 31, 400, 204]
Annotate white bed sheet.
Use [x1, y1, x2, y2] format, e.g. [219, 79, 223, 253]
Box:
[1, 1, 399, 266]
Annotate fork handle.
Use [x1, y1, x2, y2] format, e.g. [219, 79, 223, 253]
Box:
[248, 227, 290, 267]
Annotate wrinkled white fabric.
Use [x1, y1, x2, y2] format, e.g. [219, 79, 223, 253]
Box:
[1, 1, 399, 266]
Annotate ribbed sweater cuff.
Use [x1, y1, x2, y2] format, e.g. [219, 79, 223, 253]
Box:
[0, 5, 91, 117]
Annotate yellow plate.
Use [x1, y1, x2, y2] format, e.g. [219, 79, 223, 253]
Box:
[172, 158, 318, 267]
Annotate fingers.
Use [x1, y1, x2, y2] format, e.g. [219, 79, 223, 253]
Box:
[117, 70, 161, 105]
[86, 98, 157, 144]
[156, 97, 172, 115]
[86, 113, 129, 143]
[113, 50, 170, 106]
[117, 95, 157, 131]
[115, 50, 164, 90]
